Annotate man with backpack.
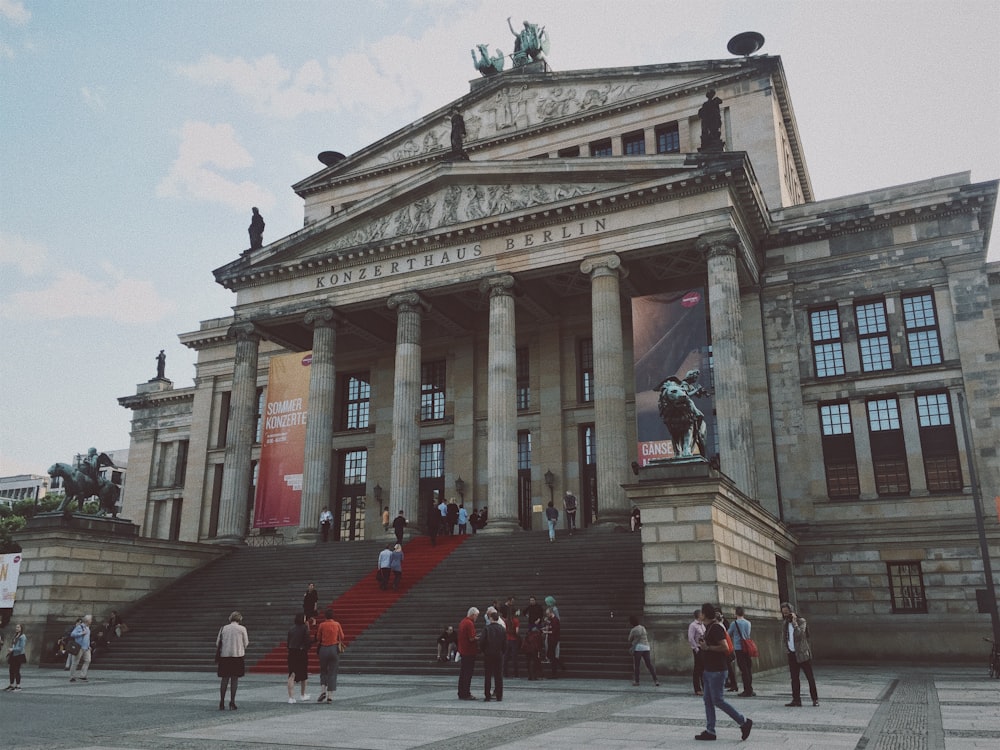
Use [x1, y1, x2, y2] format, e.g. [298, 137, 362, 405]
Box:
[695, 603, 753, 742]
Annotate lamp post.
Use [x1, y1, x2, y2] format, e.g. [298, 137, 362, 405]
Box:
[455, 476, 465, 503]
[544, 469, 555, 504]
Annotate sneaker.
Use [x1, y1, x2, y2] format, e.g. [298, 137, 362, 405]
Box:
[317, 693, 327, 703]
[812, 699, 820, 706]
[741, 718, 753, 741]
[3, 686, 12, 691]
[70, 678, 77, 683]
[288, 698, 296, 704]
[79, 677, 88, 682]
[655, 682, 660, 687]
[326, 696, 332, 703]
[13, 687, 21, 692]
[694, 731, 717, 741]
[300, 694, 310, 702]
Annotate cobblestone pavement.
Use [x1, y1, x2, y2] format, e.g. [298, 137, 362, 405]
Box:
[0, 664, 997, 749]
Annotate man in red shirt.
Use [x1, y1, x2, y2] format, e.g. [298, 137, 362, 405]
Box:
[457, 607, 480, 700]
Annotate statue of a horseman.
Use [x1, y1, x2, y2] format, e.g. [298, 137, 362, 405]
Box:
[48, 448, 121, 517]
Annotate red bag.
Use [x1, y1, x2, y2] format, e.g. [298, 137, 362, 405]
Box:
[743, 637, 759, 658]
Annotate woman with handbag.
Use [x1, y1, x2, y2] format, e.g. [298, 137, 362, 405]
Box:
[5, 624, 27, 691]
[216, 611, 249, 710]
[727, 607, 756, 697]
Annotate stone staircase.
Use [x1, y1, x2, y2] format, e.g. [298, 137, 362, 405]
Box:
[93, 529, 644, 680]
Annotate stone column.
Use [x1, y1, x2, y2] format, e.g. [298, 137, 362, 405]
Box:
[387, 292, 429, 532]
[480, 274, 519, 532]
[697, 230, 757, 498]
[216, 322, 260, 543]
[299, 307, 338, 542]
[580, 253, 630, 525]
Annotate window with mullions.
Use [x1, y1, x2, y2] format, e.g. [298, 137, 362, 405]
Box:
[517, 431, 532, 471]
[622, 130, 645, 155]
[516, 347, 530, 410]
[903, 292, 942, 366]
[856, 300, 892, 372]
[810, 307, 845, 377]
[887, 561, 928, 613]
[578, 339, 594, 403]
[867, 397, 910, 496]
[254, 387, 265, 442]
[819, 402, 860, 499]
[916, 392, 962, 492]
[341, 449, 368, 486]
[590, 138, 612, 157]
[420, 360, 446, 421]
[655, 122, 680, 153]
[419, 441, 444, 479]
[341, 373, 371, 430]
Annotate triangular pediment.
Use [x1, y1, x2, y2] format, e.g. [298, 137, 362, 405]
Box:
[293, 57, 775, 195]
[215, 154, 737, 287]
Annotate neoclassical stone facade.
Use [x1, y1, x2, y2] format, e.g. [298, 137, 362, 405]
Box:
[118, 54, 1000, 660]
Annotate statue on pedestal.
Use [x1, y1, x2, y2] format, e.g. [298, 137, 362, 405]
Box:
[48, 448, 121, 517]
[248, 207, 265, 250]
[698, 90, 724, 152]
[657, 369, 711, 459]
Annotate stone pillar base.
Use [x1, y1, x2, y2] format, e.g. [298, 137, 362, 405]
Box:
[476, 520, 524, 535]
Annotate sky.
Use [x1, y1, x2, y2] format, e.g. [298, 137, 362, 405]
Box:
[1, 0, 998, 478]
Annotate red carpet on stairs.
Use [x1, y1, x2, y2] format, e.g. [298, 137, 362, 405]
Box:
[251, 533, 467, 673]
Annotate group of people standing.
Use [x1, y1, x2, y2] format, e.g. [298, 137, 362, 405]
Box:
[428, 495, 488, 542]
[454, 593, 564, 702]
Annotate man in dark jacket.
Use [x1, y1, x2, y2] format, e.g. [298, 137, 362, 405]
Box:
[392, 511, 406, 545]
[479, 608, 506, 701]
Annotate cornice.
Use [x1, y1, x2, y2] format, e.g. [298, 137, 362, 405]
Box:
[118, 389, 195, 411]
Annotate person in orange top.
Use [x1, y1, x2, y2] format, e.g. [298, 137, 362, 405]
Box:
[315, 608, 346, 704]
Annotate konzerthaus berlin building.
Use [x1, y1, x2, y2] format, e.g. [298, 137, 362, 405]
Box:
[119, 47, 1000, 659]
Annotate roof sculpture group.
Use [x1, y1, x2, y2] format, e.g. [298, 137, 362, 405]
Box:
[472, 17, 549, 77]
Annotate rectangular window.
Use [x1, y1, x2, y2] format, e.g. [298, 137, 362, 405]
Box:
[578, 338, 594, 403]
[810, 307, 845, 377]
[903, 292, 943, 366]
[516, 347, 530, 410]
[887, 562, 928, 613]
[582, 424, 597, 465]
[558, 145, 580, 157]
[254, 387, 265, 443]
[341, 372, 371, 430]
[622, 130, 645, 155]
[341, 449, 368, 486]
[655, 122, 680, 153]
[419, 441, 444, 479]
[590, 138, 612, 157]
[856, 300, 892, 372]
[420, 360, 446, 421]
[867, 397, 910, 496]
[819, 402, 860, 499]
[916, 392, 962, 491]
[517, 431, 532, 471]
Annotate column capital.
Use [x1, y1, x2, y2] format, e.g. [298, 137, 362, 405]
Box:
[303, 306, 340, 329]
[696, 230, 741, 260]
[479, 273, 516, 299]
[580, 253, 625, 278]
[227, 321, 261, 342]
[387, 292, 431, 315]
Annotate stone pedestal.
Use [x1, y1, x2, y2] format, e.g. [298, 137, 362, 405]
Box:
[623, 464, 796, 672]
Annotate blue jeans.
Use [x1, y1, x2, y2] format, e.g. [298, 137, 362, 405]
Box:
[702, 669, 746, 735]
[547, 519, 556, 540]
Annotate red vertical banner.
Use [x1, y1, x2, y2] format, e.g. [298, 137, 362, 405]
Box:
[253, 351, 312, 528]
[631, 289, 715, 466]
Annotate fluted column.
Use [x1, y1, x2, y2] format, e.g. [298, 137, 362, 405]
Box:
[216, 322, 261, 543]
[480, 274, 519, 532]
[697, 230, 757, 498]
[387, 292, 429, 532]
[299, 307, 338, 541]
[580, 253, 630, 525]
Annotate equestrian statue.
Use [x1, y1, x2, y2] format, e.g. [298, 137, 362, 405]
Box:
[48, 448, 121, 517]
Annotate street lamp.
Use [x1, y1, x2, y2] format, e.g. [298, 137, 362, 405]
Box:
[455, 476, 465, 502]
[544, 469, 555, 504]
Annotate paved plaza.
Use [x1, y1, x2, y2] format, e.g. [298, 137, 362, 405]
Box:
[0, 664, 997, 749]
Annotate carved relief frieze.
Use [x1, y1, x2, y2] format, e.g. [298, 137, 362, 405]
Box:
[325, 182, 603, 253]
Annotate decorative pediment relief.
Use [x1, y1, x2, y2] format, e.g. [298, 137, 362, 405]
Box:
[325, 181, 605, 254]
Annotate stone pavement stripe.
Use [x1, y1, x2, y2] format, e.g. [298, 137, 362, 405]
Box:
[855, 675, 943, 750]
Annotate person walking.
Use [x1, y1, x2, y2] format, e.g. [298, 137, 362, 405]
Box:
[728, 606, 756, 697]
[389, 543, 404, 591]
[286, 612, 312, 704]
[563, 491, 577, 534]
[4, 624, 27, 691]
[480, 609, 506, 701]
[216, 611, 249, 710]
[68, 614, 93, 683]
[377, 544, 392, 590]
[392, 510, 407, 546]
[545, 500, 558, 542]
[456, 606, 480, 700]
[315, 608, 346, 704]
[781, 602, 819, 706]
[627, 615, 659, 687]
[303, 582, 319, 619]
[695, 602, 753, 742]
[688, 608, 706, 695]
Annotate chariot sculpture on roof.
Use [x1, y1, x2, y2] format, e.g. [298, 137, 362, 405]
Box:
[507, 17, 549, 67]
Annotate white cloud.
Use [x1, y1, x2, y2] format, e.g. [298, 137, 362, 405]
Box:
[0, 266, 175, 324]
[0, 0, 30, 25]
[0, 232, 50, 275]
[156, 120, 274, 211]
